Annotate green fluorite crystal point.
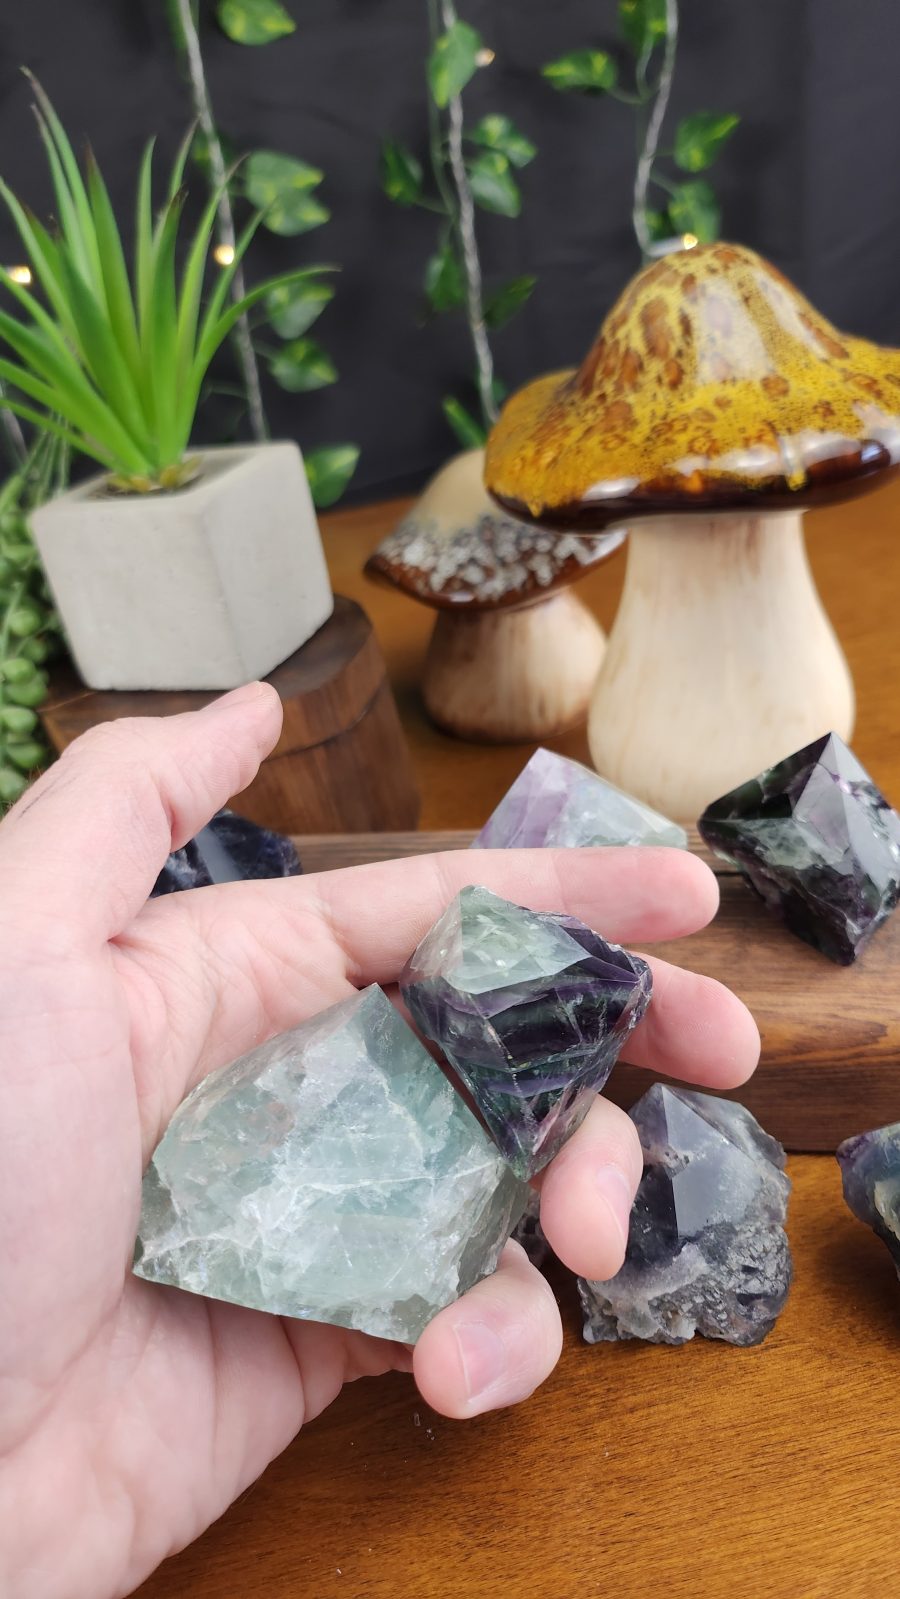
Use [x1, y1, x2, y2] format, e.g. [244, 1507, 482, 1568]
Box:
[134, 986, 527, 1341]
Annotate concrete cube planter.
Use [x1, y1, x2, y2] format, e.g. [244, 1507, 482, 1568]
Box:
[30, 441, 334, 690]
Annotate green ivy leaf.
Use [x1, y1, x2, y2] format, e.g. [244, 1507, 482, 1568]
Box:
[668, 179, 721, 243]
[268, 337, 338, 392]
[428, 20, 484, 108]
[380, 140, 425, 207]
[305, 444, 360, 509]
[674, 112, 740, 173]
[424, 242, 465, 313]
[484, 275, 536, 330]
[619, 0, 667, 55]
[467, 151, 520, 217]
[645, 206, 673, 242]
[244, 151, 329, 235]
[442, 397, 487, 450]
[468, 115, 536, 169]
[542, 50, 617, 93]
[266, 277, 335, 338]
[216, 0, 295, 45]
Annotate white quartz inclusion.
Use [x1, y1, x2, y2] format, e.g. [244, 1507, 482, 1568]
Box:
[134, 986, 527, 1341]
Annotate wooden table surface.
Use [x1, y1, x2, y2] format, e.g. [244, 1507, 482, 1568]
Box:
[138, 479, 900, 1599]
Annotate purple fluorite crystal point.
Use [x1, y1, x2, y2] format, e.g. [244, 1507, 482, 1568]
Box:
[474, 747, 687, 851]
[152, 809, 301, 897]
[698, 732, 900, 964]
[837, 1123, 900, 1275]
[399, 885, 651, 1179]
[580, 1086, 792, 1346]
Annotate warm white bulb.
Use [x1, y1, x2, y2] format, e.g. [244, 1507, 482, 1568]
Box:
[213, 243, 235, 267]
[7, 265, 32, 285]
[475, 47, 495, 66]
[681, 233, 699, 250]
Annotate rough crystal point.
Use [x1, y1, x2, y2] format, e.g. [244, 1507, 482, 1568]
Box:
[134, 986, 527, 1341]
[474, 747, 687, 851]
[400, 885, 651, 1180]
[698, 732, 900, 965]
[579, 1086, 792, 1347]
[152, 808, 301, 896]
[837, 1123, 900, 1276]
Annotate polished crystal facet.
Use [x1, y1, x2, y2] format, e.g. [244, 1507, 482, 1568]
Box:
[698, 732, 900, 964]
[400, 885, 651, 1179]
[837, 1122, 900, 1276]
[152, 808, 301, 896]
[134, 986, 527, 1341]
[580, 1086, 792, 1347]
[473, 747, 687, 851]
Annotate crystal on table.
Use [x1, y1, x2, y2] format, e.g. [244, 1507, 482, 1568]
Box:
[579, 1085, 792, 1346]
[152, 808, 301, 896]
[698, 732, 900, 964]
[134, 985, 527, 1342]
[837, 1122, 900, 1276]
[399, 885, 651, 1180]
[473, 747, 687, 851]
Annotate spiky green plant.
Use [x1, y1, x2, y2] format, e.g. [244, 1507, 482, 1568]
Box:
[0, 80, 324, 491]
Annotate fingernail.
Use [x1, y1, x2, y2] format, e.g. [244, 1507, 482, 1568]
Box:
[595, 1163, 634, 1250]
[453, 1321, 506, 1404]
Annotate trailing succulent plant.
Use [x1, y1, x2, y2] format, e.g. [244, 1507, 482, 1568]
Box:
[0, 433, 67, 810]
[544, 0, 739, 257]
[381, 0, 537, 449]
[167, 0, 359, 507]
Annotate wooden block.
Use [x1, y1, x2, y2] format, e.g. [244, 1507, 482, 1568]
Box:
[41, 597, 420, 835]
[290, 828, 900, 1153]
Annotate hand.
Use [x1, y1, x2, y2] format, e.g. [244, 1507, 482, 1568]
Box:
[0, 686, 759, 1599]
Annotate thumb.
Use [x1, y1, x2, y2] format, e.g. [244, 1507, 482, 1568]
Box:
[0, 682, 283, 952]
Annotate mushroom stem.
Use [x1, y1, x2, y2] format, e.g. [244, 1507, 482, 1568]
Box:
[588, 511, 855, 816]
[424, 590, 606, 743]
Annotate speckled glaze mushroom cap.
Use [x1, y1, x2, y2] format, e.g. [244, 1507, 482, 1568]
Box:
[365, 448, 623, 612]
[485, 242, 900, 531]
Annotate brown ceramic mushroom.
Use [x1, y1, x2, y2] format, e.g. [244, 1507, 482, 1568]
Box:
[365, 448, 623, 742]
[485, 241, 900, 813]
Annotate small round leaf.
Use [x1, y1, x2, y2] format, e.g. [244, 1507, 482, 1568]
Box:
[216, 0, 295, 45]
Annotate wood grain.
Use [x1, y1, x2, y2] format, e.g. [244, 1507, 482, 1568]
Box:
[289, 829, 900, 1154]
[43, 598, 420, 834]
[127, 479, 900, 1599]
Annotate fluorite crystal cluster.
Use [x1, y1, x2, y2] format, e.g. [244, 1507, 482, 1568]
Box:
[579, 1086, 792, 1346]
[152, 808, 301, 896]
[837, 1123, 900, 1276]
[699, 732, 900, 964]
[400, 885, 651, 1180]
[134, 985, 527, 1341]
[474, 748, 687, 851]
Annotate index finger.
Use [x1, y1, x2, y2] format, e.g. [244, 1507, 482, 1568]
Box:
[305, 843, 720, 982]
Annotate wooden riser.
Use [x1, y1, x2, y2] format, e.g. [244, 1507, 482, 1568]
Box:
[292, 829, 900, 1153]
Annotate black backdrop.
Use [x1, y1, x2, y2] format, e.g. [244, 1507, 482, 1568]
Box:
[1, 0, 899, 499]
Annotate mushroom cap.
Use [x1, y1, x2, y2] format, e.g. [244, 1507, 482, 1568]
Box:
[485, 242, 900, 531]
[365, 448, 623, 612]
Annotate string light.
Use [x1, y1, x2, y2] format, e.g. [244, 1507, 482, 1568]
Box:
[475, 47, 495, 66]
[7, 265, 32, 285]
[213, 243, 235, 267]
[681, 233, 699, 250]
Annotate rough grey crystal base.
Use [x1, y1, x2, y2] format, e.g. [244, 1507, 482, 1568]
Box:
[134, 986, 527, 1342]
[579, 1086, 792, 1347]
[474, 747, 687, 851]
[400, 885, 651, 1180]
[698, 732, 900, 965]
[837, 1122, 900, 1275]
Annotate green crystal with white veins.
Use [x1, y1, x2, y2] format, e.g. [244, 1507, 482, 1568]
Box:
[134, 986, 528, 1341]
